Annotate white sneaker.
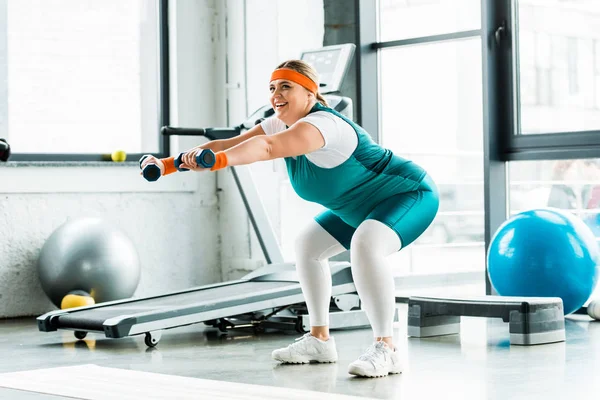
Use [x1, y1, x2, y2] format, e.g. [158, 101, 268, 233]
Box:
[348, 341, 403, 378]
[271, 333, 338, 364]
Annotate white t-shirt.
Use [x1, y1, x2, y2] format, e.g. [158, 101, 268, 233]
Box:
[260, 111, 358, 168]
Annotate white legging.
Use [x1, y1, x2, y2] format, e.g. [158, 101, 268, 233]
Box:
[295, 219, 401, 338]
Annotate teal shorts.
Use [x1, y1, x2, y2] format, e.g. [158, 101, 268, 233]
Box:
[314, 175, 439, 249]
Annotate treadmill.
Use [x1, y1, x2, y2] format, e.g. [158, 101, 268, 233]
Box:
[37, 263, 364, 347]
[38, 44, 392, 347]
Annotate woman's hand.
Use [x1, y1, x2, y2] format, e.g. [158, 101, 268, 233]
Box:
[139, 155, 165, 175]
[178, 148, 210, 171]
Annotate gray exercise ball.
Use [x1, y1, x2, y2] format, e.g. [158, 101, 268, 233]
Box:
[37, 217, 141, 308]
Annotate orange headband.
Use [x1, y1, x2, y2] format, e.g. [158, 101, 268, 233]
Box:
[270, 68, 318, 95]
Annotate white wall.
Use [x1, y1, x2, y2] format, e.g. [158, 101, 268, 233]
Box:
[0, 0, 226, 318]
[0, 0, 326, 317]
[218, 0, 325, 280]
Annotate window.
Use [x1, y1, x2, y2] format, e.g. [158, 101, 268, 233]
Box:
[508, 158, 600, 302]
[0, 0, 162, 158]
[596, 39, 600, 109]
[517, 0, 600, 134]
[379, 38, 484, 276]
[509, 158, 600, 229]
[379, 0, 480, 42]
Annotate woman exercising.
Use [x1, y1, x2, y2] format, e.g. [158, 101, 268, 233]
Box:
[140, 60, 439, 378]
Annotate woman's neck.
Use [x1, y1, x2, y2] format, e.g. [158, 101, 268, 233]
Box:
[282, 100, 318, 126]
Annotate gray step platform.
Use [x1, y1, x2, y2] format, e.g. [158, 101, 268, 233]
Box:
[407, 295, 566, 345]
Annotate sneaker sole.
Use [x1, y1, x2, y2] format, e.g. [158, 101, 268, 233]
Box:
[272, 355, 338, 364]
[348, 365, 402, 378]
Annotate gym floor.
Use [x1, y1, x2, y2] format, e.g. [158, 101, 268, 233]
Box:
[0, 304, 597, 400]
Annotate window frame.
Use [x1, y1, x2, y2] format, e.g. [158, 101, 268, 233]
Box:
[357, 0, 501, 293]
[358, 0, 600, 297]
[495, 0, 600, 161]
[8, 0, 170, 162]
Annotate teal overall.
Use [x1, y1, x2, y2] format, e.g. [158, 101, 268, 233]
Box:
[284, 103, 439, 249]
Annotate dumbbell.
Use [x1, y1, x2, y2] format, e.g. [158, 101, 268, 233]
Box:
[173, 149, 216, 170]
[139, 155, 161, 182]
[0, 138, 10, 162]
[140, 149, 217, 182]
[197, 149, 217, 168]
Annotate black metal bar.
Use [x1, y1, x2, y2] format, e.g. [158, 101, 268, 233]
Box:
[161, 127, 207, 137]
[512, 130, 600, 148]
[230, 168, 274, 265]
[161, 126, 241, 141]
[502, 130, 600, 161]
[356, 0, 379, 140]
[373, 29, 482, 49]
[482, 0, 511, 295]
[0, 0, 7, 141]
[159, 0, 170, 158]
[504, 146, 600, 161]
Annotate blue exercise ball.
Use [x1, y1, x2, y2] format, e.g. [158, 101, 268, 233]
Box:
[38, 217, 141, 308]
[487, 208, 600, 315]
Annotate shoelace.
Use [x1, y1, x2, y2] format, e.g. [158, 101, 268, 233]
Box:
[295, 333, 313, 341]
[358, 342, 387, 366]
[287, 333, 313, 349]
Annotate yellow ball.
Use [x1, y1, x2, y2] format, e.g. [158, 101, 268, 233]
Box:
[61, 294, 96, 309]
[111, 150, 127, 162]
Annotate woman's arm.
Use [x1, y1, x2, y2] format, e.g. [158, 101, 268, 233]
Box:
[156, 123, 267, 174]
[223, 122, 325, 167]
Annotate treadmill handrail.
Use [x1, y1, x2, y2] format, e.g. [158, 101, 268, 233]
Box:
[161, 126, 242, 141]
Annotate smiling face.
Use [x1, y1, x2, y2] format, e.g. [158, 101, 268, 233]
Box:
[269, 79, 316, 126]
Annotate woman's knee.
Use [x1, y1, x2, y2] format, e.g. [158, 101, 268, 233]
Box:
[350, 220, 402, 256]
[295, 220, 345, 261]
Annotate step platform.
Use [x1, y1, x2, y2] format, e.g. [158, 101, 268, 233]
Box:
[407, 295, 565, 345]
